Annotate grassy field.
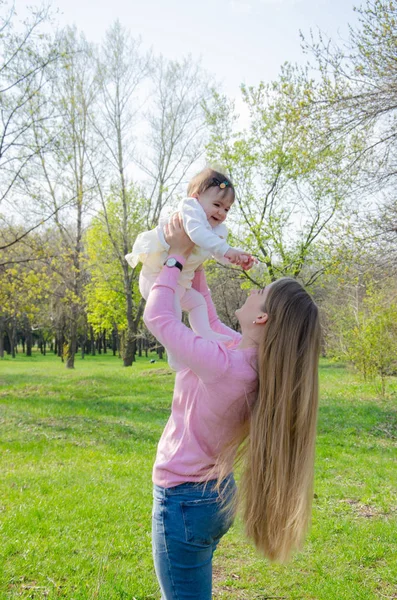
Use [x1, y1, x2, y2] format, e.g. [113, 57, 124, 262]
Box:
[0, 351, 396, 600]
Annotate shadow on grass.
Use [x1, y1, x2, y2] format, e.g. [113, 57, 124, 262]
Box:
[1, 368, 174, 449]
[2, 356, 396, 450]
[2, 399, 396, 453]
[1, 406, 167, 449]
[1, 370, 171, 388]
[318, 402, 397, 441]
[320, 362, 348, 369]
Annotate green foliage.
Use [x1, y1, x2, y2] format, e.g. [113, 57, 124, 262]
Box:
[328, 283, 397, 395]
[85, 186, 147, 333]
[0, 266, 49, 322]
[205, 65, 362, 287]
[85, 228, 127, 333]
[0, 238, 52, 323]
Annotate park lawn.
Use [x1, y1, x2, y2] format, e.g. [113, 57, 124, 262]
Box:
[0, 352, 396, 600]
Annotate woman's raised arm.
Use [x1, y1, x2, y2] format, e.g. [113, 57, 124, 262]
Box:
[144, 215, 230, 381]
[143, 258, 230, 382]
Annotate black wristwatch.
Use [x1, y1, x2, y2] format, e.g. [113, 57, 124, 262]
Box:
[164, 257, 183, 271]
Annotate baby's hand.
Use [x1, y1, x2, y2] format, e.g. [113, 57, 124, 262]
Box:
[224, 248, 255, 268]
[224, 248, 243, 265]
[240, 255, 257, 271]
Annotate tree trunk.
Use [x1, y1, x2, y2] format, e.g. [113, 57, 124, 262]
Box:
[12, 323, 16, 358]
[4, 330, 11, 355]
[103, 329, 107, 354]
[65, 311, 77, 369]
[26, 321, 33, 357]
[6, 321, 16, 358]
[80, 329, 87, 360]
[119, 330, 124, 359]
[57, 332, 64, 360]
[112, 326, 117, 356]
[0, 317, 5, 358]
[123, 327, 136, 366]
[90, 326, 95, 356]
[122, 276, 143, 367]
[97, 333, 102, 354]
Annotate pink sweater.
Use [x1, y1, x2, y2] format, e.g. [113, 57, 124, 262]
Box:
[143, 256, 258, 488]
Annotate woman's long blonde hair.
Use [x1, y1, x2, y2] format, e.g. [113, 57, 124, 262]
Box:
[217, 278, 321, 563]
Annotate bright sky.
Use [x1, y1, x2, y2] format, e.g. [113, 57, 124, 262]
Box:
[17, 0, 359, 99]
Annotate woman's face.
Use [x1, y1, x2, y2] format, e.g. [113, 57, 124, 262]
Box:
[235, 284, 273, 328]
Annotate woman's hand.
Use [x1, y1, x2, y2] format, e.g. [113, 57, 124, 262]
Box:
[164, 213, 195, 259]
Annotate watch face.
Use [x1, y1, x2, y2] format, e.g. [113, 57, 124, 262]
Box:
[166, 258, 177, 267]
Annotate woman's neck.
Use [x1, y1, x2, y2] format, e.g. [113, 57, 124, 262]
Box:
[236, 332, 259, 350]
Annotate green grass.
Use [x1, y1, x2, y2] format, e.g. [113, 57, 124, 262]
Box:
[0, 351, 396, 599]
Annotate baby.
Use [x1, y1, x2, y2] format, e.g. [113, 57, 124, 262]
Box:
[125, 168, 254, 362]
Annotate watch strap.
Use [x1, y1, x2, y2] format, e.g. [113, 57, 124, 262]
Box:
[164, 257, 183, 271]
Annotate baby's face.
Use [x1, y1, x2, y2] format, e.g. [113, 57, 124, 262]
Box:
[196, 187, 234, 228]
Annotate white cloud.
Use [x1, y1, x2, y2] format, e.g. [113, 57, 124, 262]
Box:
[258, 0, 296, 4]
[230, 1, 253, 14]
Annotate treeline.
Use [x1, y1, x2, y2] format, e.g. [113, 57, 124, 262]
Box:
[1, 0, 397, 391]
[2, 321, 162, 363]
[0, 4, 211, 366]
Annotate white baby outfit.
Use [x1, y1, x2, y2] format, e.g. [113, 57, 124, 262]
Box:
[125, 197, 232, 365]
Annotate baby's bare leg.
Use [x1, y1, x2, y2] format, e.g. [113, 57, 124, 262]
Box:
[181, 288, 232, 343]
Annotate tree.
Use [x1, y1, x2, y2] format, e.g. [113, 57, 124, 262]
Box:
[369, 194, 397, 275]
[85, 188, 146, 364]
[91, 21, 150, 366]
[302, 0, 397, 190]
[205, 66, 360, 287]
[0, 229, 51, 358]
[32, 28, 98, 368]
[0, 2, 66, 250]
[140, 56, 212, 227]
[326, 281, 397, 396]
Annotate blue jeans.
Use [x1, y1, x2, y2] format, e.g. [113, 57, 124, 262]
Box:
[152, 474, 237, 600]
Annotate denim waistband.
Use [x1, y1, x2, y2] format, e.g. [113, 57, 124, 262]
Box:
[153, 473, 235, 499]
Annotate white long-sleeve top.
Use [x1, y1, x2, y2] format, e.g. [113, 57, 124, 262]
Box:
[159, 197, 230, 260]
[125, 197, 231, 290]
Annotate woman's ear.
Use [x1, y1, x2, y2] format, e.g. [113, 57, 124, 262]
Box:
[191, 192, 199, 200]
[254, 313, 268, 325]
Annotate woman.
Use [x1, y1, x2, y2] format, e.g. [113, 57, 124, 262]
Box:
[143, 214, 321, 599]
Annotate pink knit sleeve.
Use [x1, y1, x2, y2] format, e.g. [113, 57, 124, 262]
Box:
[143, 257, 230, 382]
[191, 270, 242, 344]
